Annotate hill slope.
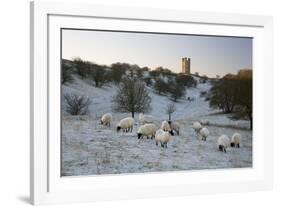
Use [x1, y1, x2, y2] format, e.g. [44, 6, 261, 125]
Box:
[61, 76, 252, 176]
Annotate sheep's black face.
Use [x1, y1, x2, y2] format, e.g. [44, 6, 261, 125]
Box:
[230, 142, 235, 147]
[100, 120, 103, 125]
[169, 130, 174, 136]
[168, 120, 172, 125]
[137, 133, 142, 139]
[218, 145, 223, 152]
[116, 126, 121, 132]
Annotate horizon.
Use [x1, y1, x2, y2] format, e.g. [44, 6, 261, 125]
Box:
[62, 29, 253, 78]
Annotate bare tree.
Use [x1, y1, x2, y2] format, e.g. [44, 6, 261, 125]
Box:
[112, 78, 151, 118]
[64, 93, 91, 115]
[166, 103, 176, 121]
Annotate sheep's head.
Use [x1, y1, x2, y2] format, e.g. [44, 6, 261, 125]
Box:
[137, 133, 142, 139]
[169, 130, 174, 136]
[230, 142, 235, 147]
[100, 120, 103, 125]
[218, 145, 224, 152]
[116, 126, 121, 132]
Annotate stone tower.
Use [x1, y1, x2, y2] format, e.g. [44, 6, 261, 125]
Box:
[181, 57, 191, 75]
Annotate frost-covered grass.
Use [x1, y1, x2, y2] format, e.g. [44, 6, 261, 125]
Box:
[61, 76, 252, 176]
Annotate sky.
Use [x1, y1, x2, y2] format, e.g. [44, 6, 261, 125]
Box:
[62, 29, 252, 78]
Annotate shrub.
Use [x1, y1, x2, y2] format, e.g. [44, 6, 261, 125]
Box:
[72, 57, 91, 79]
[149, 70, 161, 78]
[175, 74, 197, 88]
[61, 62, 74, 85]
[64, 93, 91, 115]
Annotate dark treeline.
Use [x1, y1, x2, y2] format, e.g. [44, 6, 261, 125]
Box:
[208, 69, 253, 129]
[62, 57, 197, 103]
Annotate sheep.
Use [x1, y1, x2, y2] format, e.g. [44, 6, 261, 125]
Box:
[100, 113, 112, 127]
[199, 127, 209, 141]
[217, 135, 230, 153]
[231, 133, 242, 148]
[161, 120, 171, 132]
[168, 121, 180, 135]
[199, 119, 209, 126]
[139, 113, 154, 125]
[155, 129, 175, 148]
[192, 121, 202, 134]
[137, 123, 157, 139]
[116, 117, 134, 133]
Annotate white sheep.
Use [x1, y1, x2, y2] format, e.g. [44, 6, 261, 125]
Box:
[231, 133, 242, 148]
[116, 117, 134, 133]
[139, 113, 154, 125]
[137, 123, 157, 139]
[161, 120, 171, 132]
[199, 127, 209, 141]
[192, 121, 202, 134]
[199, 119, 210, 126]
[155, 129, 175, 148]
[168, 121, 180, 135]
[217, 135, 230, 153]
[100, 113, 112, 127]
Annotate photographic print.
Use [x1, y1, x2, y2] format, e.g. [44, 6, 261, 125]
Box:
[61, 29, 253, 176]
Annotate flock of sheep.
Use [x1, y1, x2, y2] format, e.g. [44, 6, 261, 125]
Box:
[100, 113, 242, 152]
[192, 121, 242, 153]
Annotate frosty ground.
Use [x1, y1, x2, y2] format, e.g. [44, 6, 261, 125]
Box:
[61, 77, 252, 176]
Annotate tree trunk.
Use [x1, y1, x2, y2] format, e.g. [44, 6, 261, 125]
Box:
[131, 111, 134, 118]
[169, 114, 171, 121]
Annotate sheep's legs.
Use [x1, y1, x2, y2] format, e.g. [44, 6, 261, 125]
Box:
[161, 142, 167, 148]
[237, 144, 240, 148]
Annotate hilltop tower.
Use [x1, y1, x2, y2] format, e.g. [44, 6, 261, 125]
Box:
[181, 57, 191, 75]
